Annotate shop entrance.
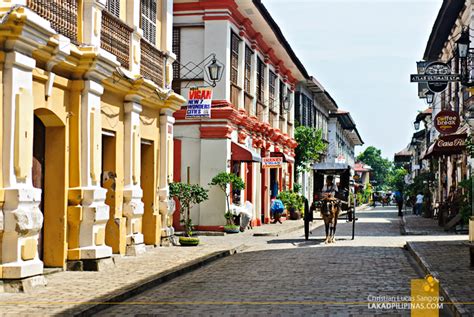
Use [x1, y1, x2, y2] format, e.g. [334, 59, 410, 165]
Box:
[141, 140, 155, 244]
[32, 111, 67, 267]
[101, 131, 118, 252]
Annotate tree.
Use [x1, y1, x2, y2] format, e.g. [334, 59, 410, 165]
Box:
[387, 167, 408, 192]
[169, 182, 209, 237]
[209, 172, 245, 225]
[294, 125, 327, 173]
[356, 146, 392, 189]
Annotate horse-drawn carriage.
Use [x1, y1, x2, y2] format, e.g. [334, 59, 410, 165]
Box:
[304, 163, 357, 241]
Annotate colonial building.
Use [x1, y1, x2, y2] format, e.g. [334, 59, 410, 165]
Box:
[0, 0, 184, 281]
[411, 0, 473, 224]
[295, 76, 337, 201]
[326, 110, 364, 168]
[172, 0, 305, 228]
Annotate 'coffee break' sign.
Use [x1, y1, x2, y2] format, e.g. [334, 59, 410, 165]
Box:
[434, 110, 460, 134]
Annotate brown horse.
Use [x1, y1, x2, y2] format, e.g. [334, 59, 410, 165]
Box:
[321, 199, 341, 244]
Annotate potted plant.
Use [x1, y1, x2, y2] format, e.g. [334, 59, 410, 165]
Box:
[278, 190, 303, 220]
[169, 182, 208, 246]
[209, 172, 245, 233]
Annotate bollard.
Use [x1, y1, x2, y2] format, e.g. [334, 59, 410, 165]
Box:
[470, 244, 474, 268]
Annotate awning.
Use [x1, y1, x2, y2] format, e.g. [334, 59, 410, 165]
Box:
[422, 133, 467, 159]
[270, 151, 295, 163]
[231, 142, 261, 162]
[312, 162, 350, 174]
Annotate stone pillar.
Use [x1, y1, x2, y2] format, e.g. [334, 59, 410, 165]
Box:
[82, 0, 106, 47]
[126, 0, 142, 75]
[67, 80, 112, 262]
[1, 52, 43, 279]
[159, 109, 175, 245]
[123, 98, 145, 255]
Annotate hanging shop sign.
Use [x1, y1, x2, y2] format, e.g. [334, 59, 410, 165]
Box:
[186, 88, 213, 119]
[262, 157, 283, 169]
[434, 110, 460, 134]
[410, 62, 460, 93]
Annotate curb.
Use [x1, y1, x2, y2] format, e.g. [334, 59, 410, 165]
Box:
[67, 244, 248, 316]
[406, 242, 470, 317]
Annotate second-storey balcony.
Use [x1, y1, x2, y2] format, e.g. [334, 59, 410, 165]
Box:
[27, 0, 78, 44]
[100, 10, 133, 70]
[140, 39, 164, 87]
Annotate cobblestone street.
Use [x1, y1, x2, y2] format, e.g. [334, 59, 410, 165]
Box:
[98, 207, 463, 316]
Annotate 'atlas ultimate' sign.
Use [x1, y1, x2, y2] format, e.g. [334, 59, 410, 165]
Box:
[410, 61, 460, 93]
[186, 88, 213, 118]
[262, 157, 283, 169]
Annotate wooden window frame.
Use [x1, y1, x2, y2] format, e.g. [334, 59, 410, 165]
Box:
[279, 81, 285, 114]
[244, 46, 252, 93]
[269, 71, 277, 108]
[256, 58, 265, 103]
[230, 31, 240, 85]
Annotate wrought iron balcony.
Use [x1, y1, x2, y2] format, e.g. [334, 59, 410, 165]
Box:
[27, 0, 78, 44]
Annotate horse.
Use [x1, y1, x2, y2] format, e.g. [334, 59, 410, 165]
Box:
[320, 198, 341, 244]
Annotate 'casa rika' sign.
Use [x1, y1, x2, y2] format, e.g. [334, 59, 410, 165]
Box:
[434, 110, 460, 134]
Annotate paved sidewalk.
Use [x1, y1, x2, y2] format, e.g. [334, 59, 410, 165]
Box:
[0, 218, 320, 316]
[401, 214, 449, 235]
[407, 240, 474, 316]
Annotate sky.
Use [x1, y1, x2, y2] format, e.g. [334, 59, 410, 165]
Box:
[263, 0, 443, 160]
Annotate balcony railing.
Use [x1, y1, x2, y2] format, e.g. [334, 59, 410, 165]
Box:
[140, 39, 164, 87]
[27, 0, 78, 44]
[101, 11, 132, 70]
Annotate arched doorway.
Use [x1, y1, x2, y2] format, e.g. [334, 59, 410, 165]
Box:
[32, 110, 67, 268]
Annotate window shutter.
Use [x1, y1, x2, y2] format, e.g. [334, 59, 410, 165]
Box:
[106, 0, 120, 18]
[141, 0, 157, 45]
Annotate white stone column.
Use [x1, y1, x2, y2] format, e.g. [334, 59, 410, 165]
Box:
[159, 109, 175, 240]
[1, 51, 43, 279]
[82, 0, 106, 47]
[123, 98, 145, 255]
[68, 80, 112, 261]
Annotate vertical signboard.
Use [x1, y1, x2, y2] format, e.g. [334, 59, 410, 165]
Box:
[186, 88, 213, 119]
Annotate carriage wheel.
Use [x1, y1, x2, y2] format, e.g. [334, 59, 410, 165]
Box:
[304, 216, 310, 240]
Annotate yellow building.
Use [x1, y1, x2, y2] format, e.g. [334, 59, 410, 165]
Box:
[0, 0, 184, 281]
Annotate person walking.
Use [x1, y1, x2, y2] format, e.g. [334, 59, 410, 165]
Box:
[415, 192, 424, 216]
[394, 190, 403, 217]
[270, 196, 284, 224]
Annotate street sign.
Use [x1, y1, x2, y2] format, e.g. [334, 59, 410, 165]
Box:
[410, 74, 460, 82]
[262, 157, 283, 169]
[186, 88, 213, 119]
[410, 61, 458, 93]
